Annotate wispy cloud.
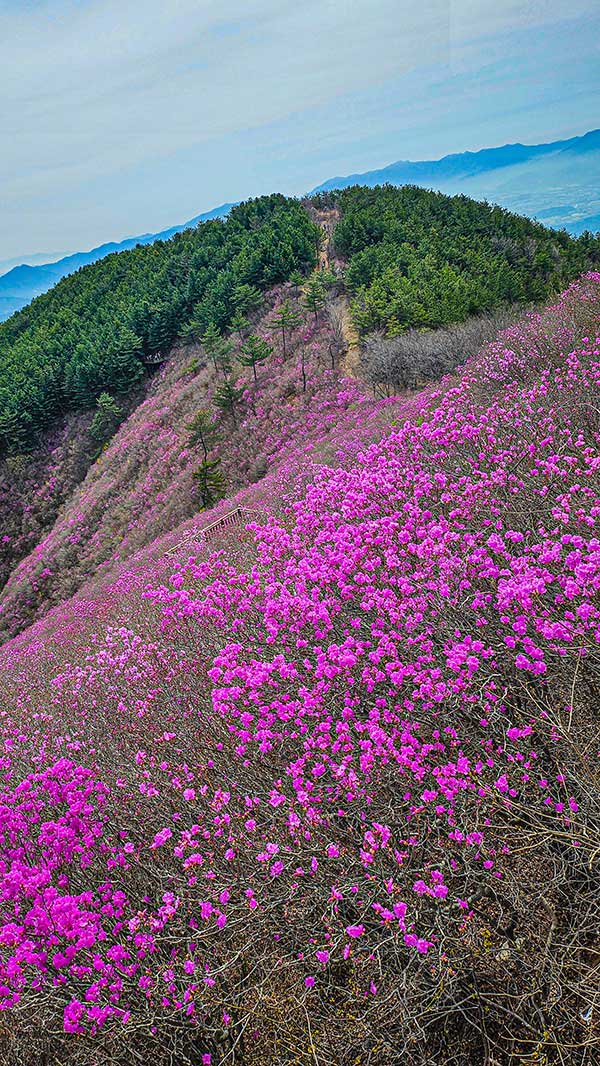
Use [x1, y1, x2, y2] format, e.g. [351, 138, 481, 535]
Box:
[1, 0, 598, 258]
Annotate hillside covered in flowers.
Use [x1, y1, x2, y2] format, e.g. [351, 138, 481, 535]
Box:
[0, 188, 598, 1065]
[0, 251, 597, 1065]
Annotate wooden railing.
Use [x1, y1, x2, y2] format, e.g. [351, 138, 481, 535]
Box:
[165, 507, 265, 557]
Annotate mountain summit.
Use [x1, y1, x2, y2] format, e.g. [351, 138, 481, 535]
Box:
[3, 130, 600, 324]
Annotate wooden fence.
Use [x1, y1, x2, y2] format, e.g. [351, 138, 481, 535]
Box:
[165, 507, 266, 557]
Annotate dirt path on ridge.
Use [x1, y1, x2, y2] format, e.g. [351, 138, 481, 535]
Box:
[336, 297, 361, 378]
[313, 207, 362, 379]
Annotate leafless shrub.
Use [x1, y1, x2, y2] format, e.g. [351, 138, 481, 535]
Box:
[362, 309, 520, 395]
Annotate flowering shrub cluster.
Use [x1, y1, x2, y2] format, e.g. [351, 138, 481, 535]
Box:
[0, 277, 598, 1063]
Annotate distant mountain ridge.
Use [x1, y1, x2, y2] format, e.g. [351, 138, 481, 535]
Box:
[0, 202, 236, 322]
[312, 128, 600, 237]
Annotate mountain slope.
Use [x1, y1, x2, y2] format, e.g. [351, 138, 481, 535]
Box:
[312, 128, 600, 234]
[0, 194, 318, 454]
[2, 187, 600, 640]
[0, 202, 237, 322]
[0, 282, 372, 638]
[0, 272, 598, 1064]
[3, 187, 600, 459]
[327, 184, 600, 337]
[0, 172, 599, 1062]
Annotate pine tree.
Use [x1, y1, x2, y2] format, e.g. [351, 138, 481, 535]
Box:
[89, 393, 123, 446]
[304, 273, 327, 322]
[320, 267, 338, 289]
[193, 458, 226, 509]
[271, 300, 302, 356]
[108, 328, 144, 391]
[213, 376, 244, 426]
[202, 324, 222, 372]
[179, 315, 205, 345]
[186, 408, 220, 461]
[230, 310, 250, 341]
[233, 283, 263, 314]
[0, 402, 23, 455]
[202, 324, 233, 375]
[289, 269, 304, 297]
[66, 355, 101, 409]
[237, 334, 272, 381]
[147, 305, 173, 354]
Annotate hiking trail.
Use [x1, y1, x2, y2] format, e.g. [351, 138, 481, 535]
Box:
[313, 207, 361, 379]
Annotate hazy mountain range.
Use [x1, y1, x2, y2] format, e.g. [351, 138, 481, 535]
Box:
[2, 128, 599, 323]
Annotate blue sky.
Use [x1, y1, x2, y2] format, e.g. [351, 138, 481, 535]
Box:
[1, 0, 599, 261]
